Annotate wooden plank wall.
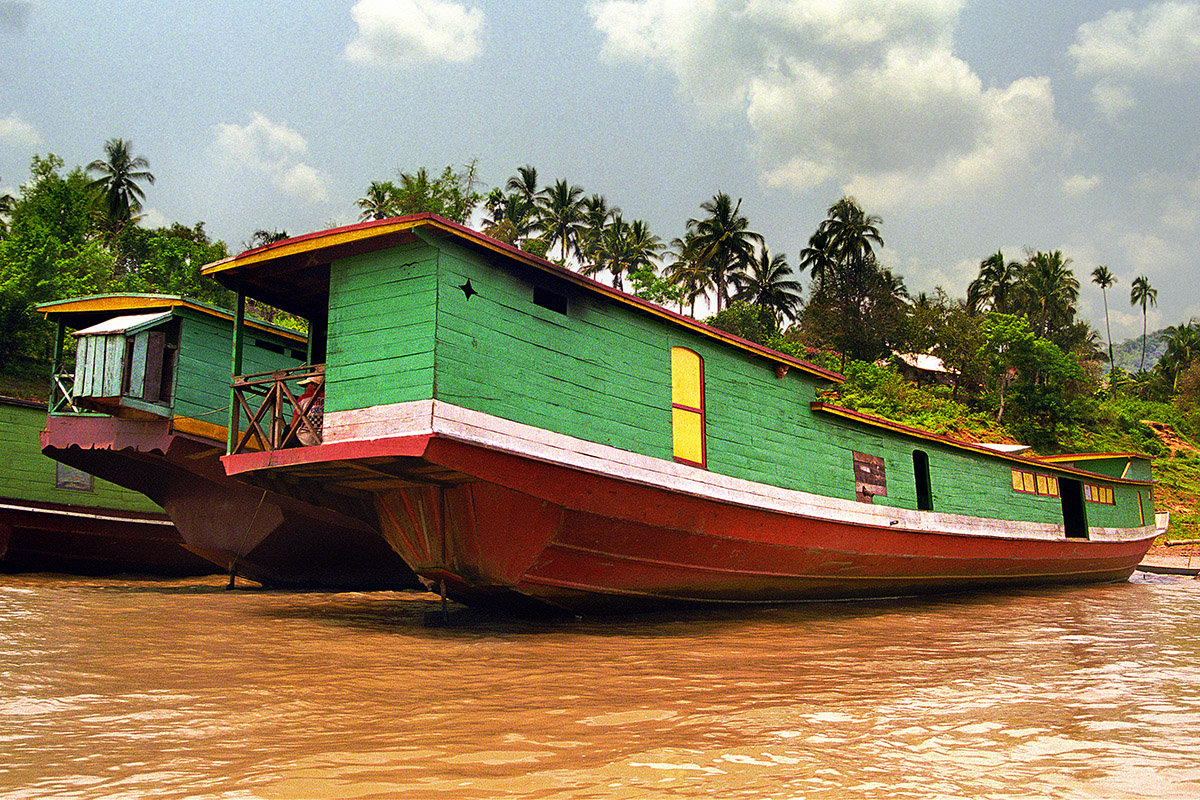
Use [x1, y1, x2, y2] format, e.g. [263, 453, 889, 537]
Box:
[0, 399, 162, 512]
[322, 238, 1150, 529]
[173, 311, 305, 421]
[325, 246, 438, 414]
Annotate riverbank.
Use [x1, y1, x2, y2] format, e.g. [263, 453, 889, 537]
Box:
[1139, 542, 1200, 575]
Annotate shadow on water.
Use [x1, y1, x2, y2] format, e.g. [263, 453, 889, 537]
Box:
[252, 576, 1163, 639]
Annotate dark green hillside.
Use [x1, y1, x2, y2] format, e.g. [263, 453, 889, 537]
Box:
[1112, 331, 1166, 373]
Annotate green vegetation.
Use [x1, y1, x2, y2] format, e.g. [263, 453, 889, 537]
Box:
[3, 146, 1197, 539]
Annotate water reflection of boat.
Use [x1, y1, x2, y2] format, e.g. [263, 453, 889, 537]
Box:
[1, 395, 214, 576]
[201, 215, 1157, 614]
[37, 295, 419, 589]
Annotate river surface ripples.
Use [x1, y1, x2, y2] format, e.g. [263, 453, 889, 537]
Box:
[1, 572, 1198, 799]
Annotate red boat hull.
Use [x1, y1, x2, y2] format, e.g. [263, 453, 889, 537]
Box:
[363, 438, 1157, 614]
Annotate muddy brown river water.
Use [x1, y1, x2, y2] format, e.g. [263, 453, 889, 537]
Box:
[1, 572, 1198, 799]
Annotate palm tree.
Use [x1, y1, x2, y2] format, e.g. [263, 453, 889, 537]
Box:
[1018, 250, 1078, 340]
[87, 138, 155, 236]
[819, 197, 883, 276]
[732, 247, 802, 323]
[967, 251, 1020, 314]
[1130, 275, 1158, 372]
[536, 179, 585, 262]
[1091, 265, 1117, 369]
[665, 231, 713, 317]
[625, 219, 664, 272]
[505, 164, 539, 207]
[1159, 321, 1200, 392]
[577, 194, 615, 269]
[686, 192, 762, 313]
[357, 181, 396, 221]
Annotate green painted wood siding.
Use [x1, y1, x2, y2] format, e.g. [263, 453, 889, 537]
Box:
[0, 399, 161, 513]
[324, 246, 438, 414]
[321, 238, 1152, 531]
[174, 310, 303, 420]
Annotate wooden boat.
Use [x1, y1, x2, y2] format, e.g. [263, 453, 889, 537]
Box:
[1, 395, 214, 576]
[201, 214, 1158, 614]
[37, 295, 419, 589]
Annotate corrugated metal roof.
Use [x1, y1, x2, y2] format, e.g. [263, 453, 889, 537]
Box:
[71, 311, 173, 337]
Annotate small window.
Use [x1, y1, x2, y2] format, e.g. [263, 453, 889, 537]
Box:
[1082, 483, 1114, 505]
[55, 462, 93, 493]
[533, 286, 568, 315]
[671, 347, 705, 467]
[1012, 468, 1060, 498]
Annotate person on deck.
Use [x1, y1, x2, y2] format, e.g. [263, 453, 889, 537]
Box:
[294, 367, 324, 446]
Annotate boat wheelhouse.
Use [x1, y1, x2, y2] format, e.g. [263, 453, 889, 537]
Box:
[203, 214, 1157, 614]
[38, 294, 418, 588]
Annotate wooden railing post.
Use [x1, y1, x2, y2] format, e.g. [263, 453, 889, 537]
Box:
[227, 291, 245, 454]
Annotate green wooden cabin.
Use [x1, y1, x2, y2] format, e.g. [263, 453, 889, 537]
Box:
[41, 294, 307, 433]
[206, 216, 1154, 537]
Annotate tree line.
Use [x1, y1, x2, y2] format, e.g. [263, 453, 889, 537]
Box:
[5, 146, 1196, 450]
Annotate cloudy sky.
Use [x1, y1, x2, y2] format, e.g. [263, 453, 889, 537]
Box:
[3, 0, 1198, 340]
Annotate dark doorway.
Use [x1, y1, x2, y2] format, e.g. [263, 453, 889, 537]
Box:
[1059, 478, 1088, 539]
[913, 450, 933, 511]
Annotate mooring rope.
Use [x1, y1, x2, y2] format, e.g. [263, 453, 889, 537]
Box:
[227, 488, 268, 589]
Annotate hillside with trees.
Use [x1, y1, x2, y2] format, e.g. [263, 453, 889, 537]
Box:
[3, 149, 1197, 539]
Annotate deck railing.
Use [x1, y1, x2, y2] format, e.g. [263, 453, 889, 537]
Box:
[230, 364, 324, 455]
[49, 372, 84, 414]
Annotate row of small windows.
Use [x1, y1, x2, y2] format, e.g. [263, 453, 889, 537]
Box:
[1012, 469, 1060, 497]
[1083, 483, 1115, 505]
[1012, 468, 1116, 505]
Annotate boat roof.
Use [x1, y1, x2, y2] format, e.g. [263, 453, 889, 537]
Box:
[38, 293, 306, 343]
[201, 213, 843, 384]
[810, 402, 1154, 484]
[71, 311, 173, 337]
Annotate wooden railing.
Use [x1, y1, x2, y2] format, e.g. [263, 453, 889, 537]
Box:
[49, 372, 84, 414]
[230, 365, 324, 455]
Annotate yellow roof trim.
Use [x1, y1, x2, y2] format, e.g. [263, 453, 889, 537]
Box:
[38, 294, 306, 344]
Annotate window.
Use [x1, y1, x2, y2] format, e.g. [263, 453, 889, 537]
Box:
[55, 462, 93, 493]
[533, 286, 568, 315]
[1082, 483, 1115, 505]
[913, 450, 932, 510]
[671, 347, 705, 467]
[1012, 468, 1059, 497]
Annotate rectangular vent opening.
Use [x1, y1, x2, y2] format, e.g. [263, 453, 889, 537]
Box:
[534, 286, 568, 315]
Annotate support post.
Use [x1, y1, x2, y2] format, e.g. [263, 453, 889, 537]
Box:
[50, 320, 66, 411]
[227, 290, 246, 454]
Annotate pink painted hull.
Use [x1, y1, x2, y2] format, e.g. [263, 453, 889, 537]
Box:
[232, 436, 1155, 614]
[42, 415, 420, 589]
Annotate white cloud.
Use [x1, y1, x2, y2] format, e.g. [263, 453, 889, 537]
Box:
[1061, 173, 1102, 197]
[0, 112, 42, 148]
[589, 1, 1056, 208]
[212, 113, 330, 203]
[138, 206, 169, 229]
[345, 0, 485, 68]
[1071, 2, 1200, 116]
